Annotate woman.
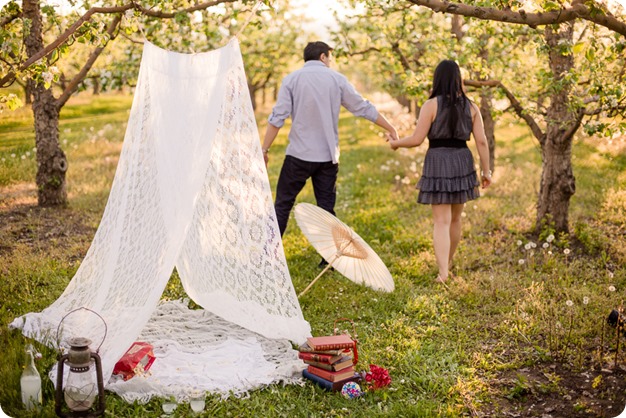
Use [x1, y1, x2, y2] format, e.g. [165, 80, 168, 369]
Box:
[389, 60, 491, 283]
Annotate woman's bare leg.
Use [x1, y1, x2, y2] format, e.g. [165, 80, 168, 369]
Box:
[432, 204, 452, 281]
[448, 203, 465, 274]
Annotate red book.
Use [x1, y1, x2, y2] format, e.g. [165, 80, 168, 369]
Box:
[298, 343, 347, 356]
[307, 365, 355, 382]
[303, 356, 354, 371]
[306, 334, 354, 351]
[297, 352, 343, 364]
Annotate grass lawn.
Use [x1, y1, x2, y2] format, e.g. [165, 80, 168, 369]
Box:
[0, 93, 625, 417]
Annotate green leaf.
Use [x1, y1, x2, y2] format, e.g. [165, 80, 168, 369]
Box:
[572, 42, 585, 54]
[6, 94, 23, 111]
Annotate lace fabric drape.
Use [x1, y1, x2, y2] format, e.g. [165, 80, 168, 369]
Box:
[10, 39, 311, 402]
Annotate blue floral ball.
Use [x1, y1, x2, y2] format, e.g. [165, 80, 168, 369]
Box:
[341, 381, 362, 399]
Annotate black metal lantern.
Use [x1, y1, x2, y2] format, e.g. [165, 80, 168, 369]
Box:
[55, 309, 107, 417]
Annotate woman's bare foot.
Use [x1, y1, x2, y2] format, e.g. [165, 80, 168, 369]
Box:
[435, 275, 449, 289]
[435, 275, 447, 283]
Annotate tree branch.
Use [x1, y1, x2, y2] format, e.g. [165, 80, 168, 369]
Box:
[405, 0, 626, 37]
[0, 9, 21, 27]
[56, 14, 122, 109]
[562, 109, 585, 140]
[390, 41, 413, 72]
[346, 47, 383, 56]
[465, 78, 546, 144]
[0, 0, 238, 87]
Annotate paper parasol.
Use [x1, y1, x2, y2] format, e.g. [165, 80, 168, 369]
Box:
[294, 203, 394, 297]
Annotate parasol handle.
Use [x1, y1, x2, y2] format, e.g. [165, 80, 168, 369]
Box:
[297, 254, 338, 298]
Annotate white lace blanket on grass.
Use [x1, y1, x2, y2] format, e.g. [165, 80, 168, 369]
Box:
[10, 39, 311, 402]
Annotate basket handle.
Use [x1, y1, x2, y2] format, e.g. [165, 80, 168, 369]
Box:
[333, 317, 358, 365]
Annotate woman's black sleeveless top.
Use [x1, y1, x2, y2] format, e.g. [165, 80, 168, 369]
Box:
[427, 96, 472, 145]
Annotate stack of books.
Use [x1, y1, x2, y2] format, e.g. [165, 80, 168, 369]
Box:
[299, 334, 361, 391]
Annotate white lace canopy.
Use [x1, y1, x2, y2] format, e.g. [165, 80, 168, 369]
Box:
[11, 39, 311, 403]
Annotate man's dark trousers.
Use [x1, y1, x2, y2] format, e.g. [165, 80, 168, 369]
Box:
[275, 155, 339, 236]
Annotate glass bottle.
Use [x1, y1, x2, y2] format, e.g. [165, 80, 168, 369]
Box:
[20, 345, 42, 410]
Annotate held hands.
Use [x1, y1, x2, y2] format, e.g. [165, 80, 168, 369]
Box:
[385, 129, 400, 151]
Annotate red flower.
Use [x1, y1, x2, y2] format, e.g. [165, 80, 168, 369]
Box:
[364, 364, 391, 390]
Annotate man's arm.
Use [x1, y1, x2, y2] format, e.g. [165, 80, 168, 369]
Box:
[263, 78, 292, 167]
[340, 77, 398, 141]
[262, 123, 281, 166]
[374, 114, 398, 141]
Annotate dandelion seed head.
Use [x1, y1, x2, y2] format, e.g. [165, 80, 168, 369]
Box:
[608, 272, 614, 279]
[583, 297, 589, 305]
[517, 240, 523, 246]
[546, 234, 555, 243]
[542, 243, 549, 249]
[564, 248, 571, 255]
[524, 243, 531, 250]
[566, 300, 573, 307]
[518, 259, 525, 265]
[609, 285, 616, 292]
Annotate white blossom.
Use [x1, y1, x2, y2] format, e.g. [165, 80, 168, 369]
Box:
[41, 71, 53, 84]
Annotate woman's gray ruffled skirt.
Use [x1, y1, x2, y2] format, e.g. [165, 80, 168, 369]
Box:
[417, 147, 480, 205]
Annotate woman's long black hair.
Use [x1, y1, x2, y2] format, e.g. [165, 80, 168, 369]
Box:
[429, 60, 468, 137]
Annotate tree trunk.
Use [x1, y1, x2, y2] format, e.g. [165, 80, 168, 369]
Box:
[92, 77, 100, 95]
[480, 89, 496, 173]
[248, 83, 257, 110]
[395, 94, 411, 111]
[476, 39, 495, 173]
[536, 23, 578, 233]
[23, 0, 67, 206]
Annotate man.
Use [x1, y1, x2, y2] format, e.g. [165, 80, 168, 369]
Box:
[262, 41, 398, 253]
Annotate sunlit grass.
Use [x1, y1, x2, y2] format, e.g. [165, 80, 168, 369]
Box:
[0, 94, 625, 417]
